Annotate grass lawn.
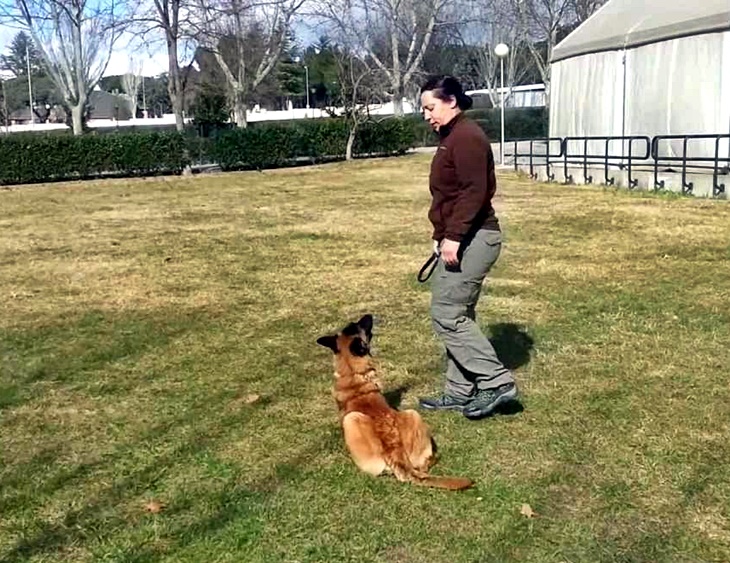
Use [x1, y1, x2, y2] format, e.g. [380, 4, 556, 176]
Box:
[1, 154, 729, 562]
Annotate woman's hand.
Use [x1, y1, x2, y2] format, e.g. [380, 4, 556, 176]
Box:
[440, 239, 460, 266]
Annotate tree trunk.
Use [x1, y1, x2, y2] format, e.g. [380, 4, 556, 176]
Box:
[233, 90, 247, 128]
[170, 91, 185, 132]
[71, 103, 84, 135]
[346, 122, 358, 160]
[167, 38, 185, 133]
[391, 79, 406, 116]
[392, 96, 404, 117]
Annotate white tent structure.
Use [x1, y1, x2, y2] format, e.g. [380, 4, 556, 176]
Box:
[550, 0, 730, 160]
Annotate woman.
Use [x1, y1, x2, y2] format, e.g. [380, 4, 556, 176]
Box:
[417, 75, 518, 420]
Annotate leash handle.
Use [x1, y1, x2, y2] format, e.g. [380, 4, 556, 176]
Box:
[417, 252, 439, 283]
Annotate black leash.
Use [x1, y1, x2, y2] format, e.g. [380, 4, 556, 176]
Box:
[417, 252, 439, 283]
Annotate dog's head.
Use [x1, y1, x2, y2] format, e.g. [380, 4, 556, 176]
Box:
[316, 314, 374, 361]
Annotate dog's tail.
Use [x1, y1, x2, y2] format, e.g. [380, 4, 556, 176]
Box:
[414, 474, 474, 490]
[389, 455, 473, 491]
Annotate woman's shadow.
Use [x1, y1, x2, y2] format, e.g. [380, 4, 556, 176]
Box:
[487, 322, 535, 371]
[384, 323, 535, 414]
[483, 322, 535, 416]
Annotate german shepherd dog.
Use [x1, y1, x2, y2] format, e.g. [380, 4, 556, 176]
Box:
[317, 314, 473, 490]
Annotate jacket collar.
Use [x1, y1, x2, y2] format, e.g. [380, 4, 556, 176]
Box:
[438, 112, 465, 139]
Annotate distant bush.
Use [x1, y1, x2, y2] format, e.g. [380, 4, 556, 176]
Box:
[210, 118, 414, 171]
[0, 117, 417, 185]
[0, 131, 187, 184]
[409, 107, 549, 147]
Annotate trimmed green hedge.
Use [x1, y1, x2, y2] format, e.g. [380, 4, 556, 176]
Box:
[0, 117, 416, 185]
[411, 107, 549, 147]
[211, 118, 414, 171]
[0, 132, 187, 184]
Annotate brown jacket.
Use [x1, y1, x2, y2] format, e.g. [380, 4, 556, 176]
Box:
[429, 114, 499, 242]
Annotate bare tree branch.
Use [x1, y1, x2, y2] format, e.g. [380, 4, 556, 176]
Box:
[122, 59, 143, 117]
[1, 0, 131, 134]
[191, 0, 303, 127]
[314, 0, 451, 116]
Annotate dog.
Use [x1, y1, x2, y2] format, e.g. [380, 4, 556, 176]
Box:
[317, 314, 473, 490]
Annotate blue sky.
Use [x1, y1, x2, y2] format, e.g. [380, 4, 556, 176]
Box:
[0, 18, 320, 78]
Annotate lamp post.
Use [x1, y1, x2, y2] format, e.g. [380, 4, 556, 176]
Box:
[304, 63, 310, 116]
[494, 43, 509, 166]
[26, 43, 34, 125]
[293, 57, 310, 117]
[141, 75, 147, 119]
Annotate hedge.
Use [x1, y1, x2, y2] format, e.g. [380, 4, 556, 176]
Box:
[210, 118, 414, 171]
[0, 117, 416, 185]
[410, 107, 549, 147]
[0, 132, 188, 184]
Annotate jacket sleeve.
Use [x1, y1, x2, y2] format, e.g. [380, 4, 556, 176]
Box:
[444, 132, 489, 242]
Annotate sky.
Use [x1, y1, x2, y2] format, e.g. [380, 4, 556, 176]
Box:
[0, 19, 320, 79]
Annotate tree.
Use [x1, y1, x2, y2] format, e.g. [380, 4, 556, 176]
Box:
[134, 0, 193, 131]
[122, 64, 143, 118]
[190, 80, 229, 134]
[510, 0, 573, 103]
[569, 0, 607, 23]
[331, 46, 386, 160]
[144, 74, 174, 116]
[318, 0, 450, 116]
[2, 0, 130, 134]
[0, 31, 43, 77]
[300, 39, 340, 108]
[454, 0, 533, 107]
[0, 73, 61, 119]
[193, 0, 305, 127]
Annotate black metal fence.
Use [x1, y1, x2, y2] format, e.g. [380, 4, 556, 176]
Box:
[651, 135, 730, 197]
[505, 133, 730, 197]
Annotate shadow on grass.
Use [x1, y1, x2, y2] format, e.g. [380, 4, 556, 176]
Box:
[488, 323, 535, 371]
[0, 309, 201, 413]
[0, 391, 309, 563]
[383, 385, 410, 409]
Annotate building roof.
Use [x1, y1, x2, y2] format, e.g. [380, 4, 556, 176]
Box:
[552, 0, 730, 63]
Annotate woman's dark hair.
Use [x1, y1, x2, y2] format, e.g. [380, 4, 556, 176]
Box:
[420, 75, 473, 111]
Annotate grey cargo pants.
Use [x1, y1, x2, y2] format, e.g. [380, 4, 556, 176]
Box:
[431, 229, 514, 399]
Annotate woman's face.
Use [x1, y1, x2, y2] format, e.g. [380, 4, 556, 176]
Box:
[421, 90, 459, 132]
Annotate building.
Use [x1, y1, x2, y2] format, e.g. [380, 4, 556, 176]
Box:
[550, 0, 730, 160]
[466, 84, 546, 109]
[6, 90, 132, 125]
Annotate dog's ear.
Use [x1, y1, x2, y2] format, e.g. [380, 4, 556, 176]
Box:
[357, 314, 374, 340]
[316, 335, 338, 353]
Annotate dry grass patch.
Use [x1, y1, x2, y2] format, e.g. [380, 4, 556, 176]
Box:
[2, 154, 730, 562]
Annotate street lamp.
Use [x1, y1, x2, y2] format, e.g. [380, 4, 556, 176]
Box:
[304, 63, 310, 114]
[293, 57, 310, 117]
[494, 42, 509, 166]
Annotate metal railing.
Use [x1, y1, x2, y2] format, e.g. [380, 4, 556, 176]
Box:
[509, 138, 564, 182]
[651, 135, 730, 197]
[562, 136, 651, 187]
[503, 133, 730, 197]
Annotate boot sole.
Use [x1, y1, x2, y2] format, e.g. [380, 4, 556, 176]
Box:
[418, 400, 470, 412]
